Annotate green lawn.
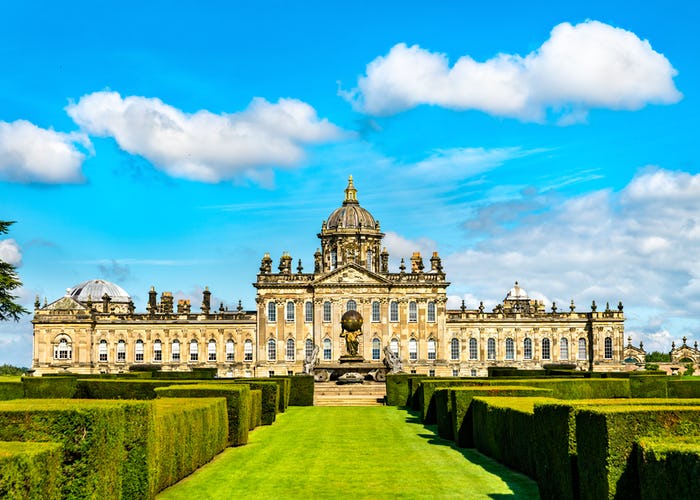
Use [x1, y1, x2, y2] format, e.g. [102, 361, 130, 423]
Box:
[157, 406, 539, 499]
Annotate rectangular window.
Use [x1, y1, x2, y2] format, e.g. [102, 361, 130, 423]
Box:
[135, 342, 144, 362]
[427, 302, 436, 323]
[390, 302, 398, 322]
[99, 342, 108, 362]
[190, 342, 199, 362]
[427, 340, 436, 360]
[372, 339, 381, 360]
[208, 342, 216, 362]
[604, 337, 613, 359]
[286, 302, 295, 322]
[305, 302, 313, 323]
[172, 342, 180, 361]
[117, 342, 126, 362]
[452, 369, 459, 377]
[469, 339, 478, 360]
[371, 301, 380, 322]
[409, 340, 417, 361]
[226, 341, 234, 362]
[578, 339, 587, 360]
[429, 369, 435, 377]
[408, 302, 417, 322]
[470, 369, 477, 377]
[323, 302, 332, 322]
[244, 341, 253, 362]
[487, 339, 496, 360]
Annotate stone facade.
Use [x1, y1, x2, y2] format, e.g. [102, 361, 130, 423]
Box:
[31, 177, 626, 377]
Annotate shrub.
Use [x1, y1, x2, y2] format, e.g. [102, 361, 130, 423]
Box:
[151, 368, 216, 380]
[645, 363, 659, 371]
[288, 375, 314, 406]
[0, 399, 151, 499]
[637, 436, 700, 500]
[150, 398, 228, 495]
[75, 379, 195, 400]
[0, 441, 62, 499]
[22, 376, 77, 398]
[471, 397, 548, 479]
[270, 376, 291, 412]
[684, 363, 695, 377]
[576, 405, 700, 500]
[215, 380, 279, 424]
[444, 386, 552, 446]
[668, 378, 700, 398]
[417, 379, 490, 423]
[0, 379, 23, 401]
[155, 384, 250, 446]
[629, 375, 668, 398]
[249, 390, 262, 429]
[385, 374, 412, 407]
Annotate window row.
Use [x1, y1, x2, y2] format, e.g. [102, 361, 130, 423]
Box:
[95, 339, 241, 363]
[267, 300, 437, 323]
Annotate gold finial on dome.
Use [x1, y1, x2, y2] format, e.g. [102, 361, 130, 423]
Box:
[344, 175, 358, 204]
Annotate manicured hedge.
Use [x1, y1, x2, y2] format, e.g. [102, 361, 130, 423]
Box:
[417, 379, 490, 423]
[155, 384, 250, 446]
[385, 374, 412, 407]
[637, 436, 700, 500]
[249, 389, 262, 430]
[22, 376, 77, 398]
[0, 379, 23, 401]
[215, 380, 279, 424]
[667, 378, 700, 398]
[496, 378, 631, 400]
[629, 375, 668, 398]
[270, 376, 291, 412]
[443, 386, 552, 446]
[576, 405, 700, 500]
[0, 399, 152, 499]
[287, 375, 314, 406]
[151, 368, 216, 380]
[150, 398, 228, 496]
[471, 397, 550, 479]
[0, 441, 63, 499]
[75, 379, 194, 400]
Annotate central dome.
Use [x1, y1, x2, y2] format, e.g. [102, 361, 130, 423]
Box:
[325, 175, 377, 230]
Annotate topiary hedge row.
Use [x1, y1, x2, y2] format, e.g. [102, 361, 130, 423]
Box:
[22, 376, 78, 398]
[75, 379, 196, 400]
[0, 379, 23, 401]
[249, 389, 262, 430]
[155, 384, 250, 447]
[287, 374, 314, 406]
[576, 405, 700, 500]
[0, 441, 63, 499]
[637, 436, 700, 500]
[385, 374, 412, 407]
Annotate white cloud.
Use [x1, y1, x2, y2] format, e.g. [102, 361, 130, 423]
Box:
[66, 91, 346, 182]
[346, 20, 681, 121]
[0, 120, 90, 183]
[384, 231, 438, 265]
[0, 239, 22, 266]
[407, 147, 539, 181]
[443, 168, 700, 350]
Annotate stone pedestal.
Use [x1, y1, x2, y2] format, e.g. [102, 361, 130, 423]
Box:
[339, 355, 364, 363]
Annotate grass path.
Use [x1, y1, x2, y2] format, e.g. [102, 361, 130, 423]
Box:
[157, 406, 539, 499]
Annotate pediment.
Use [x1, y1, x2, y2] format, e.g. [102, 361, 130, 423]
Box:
[312, 263, 390, 286]
[43, 296, 86, 311]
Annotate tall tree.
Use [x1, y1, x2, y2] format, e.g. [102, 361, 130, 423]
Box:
[0, 221, 28, 321]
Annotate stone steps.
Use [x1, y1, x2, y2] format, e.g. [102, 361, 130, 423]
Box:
[314, 382, 386, 406]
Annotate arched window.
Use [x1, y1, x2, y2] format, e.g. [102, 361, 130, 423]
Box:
[153, 340, 162, 362]
[98, 339, 108, 362]
[117, 340, 126, 362]
[427, 302, 436, 323]
[305, 339, 314, 359]
[523, 338, 533, 360]
[487, 338, 496, 360]
[604, 337, 613, 359]
[190, 340, 199, 362]
[505, 338, 515, 360]
[578, 338, 587, 360]
[560, 338, 569, 360]
[305, 302, 313, 322]
[286, 301, 295, 321]
[331, 249, 337, 270]
[244, 339, 253, 361]
[427, 339, 436, 360]
[542, 338, 551, 360]
[469, 338, 478, 360]
[371, 301, 380, 322]
[409, 338, 418, 360]
[390, 338, 399, 356]
[323, 338, 332, 360]
[366, 250, 373, 271]
[135, 339, 144, 362]
[450, 338, 460, 361]
[267, 339, 276, 361]
[347, 300, 357, 312]
[286, 338, 295, 361]
[208, 340, 217, 362]
[408, 302, 417, 322]
[226, 340, 235, 362]
[172, 340, 181, 361]
[323, 301, 332, 322]
[267, 302, 276, 322]
[390, 301, 399, 322]
[372, 338, 381, 360]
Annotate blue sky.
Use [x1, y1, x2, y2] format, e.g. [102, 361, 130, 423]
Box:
[1, 1, 699, 365]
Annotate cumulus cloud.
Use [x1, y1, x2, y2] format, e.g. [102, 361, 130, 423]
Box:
[384, 231, 438, 266]
[0, 120, 90, 183]
[345, 20, 681, 122]
[443, 168, 700, 349]
[66, 91, 345, 182]
[0, 239, 22, 266]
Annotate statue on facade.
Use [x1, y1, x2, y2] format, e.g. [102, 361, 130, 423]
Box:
[383, 346, 403, 373]
[303, 345, 319, 374]
[339, 310, 363, 358]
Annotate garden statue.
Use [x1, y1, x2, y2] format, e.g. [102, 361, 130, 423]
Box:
[340, 310, 363, 357]
[383, 346, 403, 373]
[303, 344, 319, 374]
